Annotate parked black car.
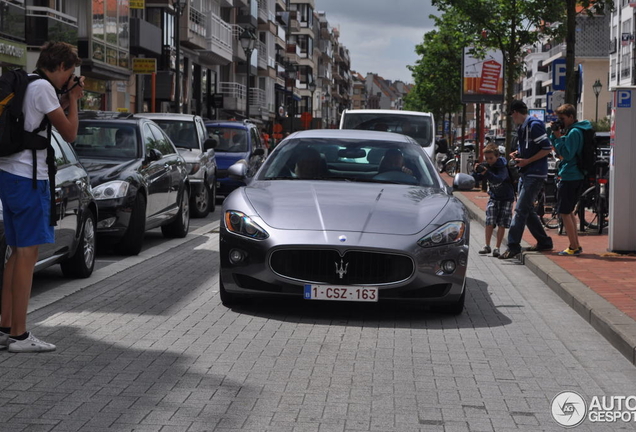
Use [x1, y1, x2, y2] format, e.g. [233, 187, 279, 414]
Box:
[75, 112, 190, 255]
[0, 130, 98, 280]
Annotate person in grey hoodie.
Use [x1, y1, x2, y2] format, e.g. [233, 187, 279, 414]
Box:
[550, 103, 590, 256]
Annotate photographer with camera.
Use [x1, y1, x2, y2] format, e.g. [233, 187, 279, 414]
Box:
[0, 42, 83, 353]
[549, 103, 591, 256]
[471, 144, 515, 257]
[499, 100, 554, 260]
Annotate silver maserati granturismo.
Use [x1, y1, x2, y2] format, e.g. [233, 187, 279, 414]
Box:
[219, 129, 470, 314]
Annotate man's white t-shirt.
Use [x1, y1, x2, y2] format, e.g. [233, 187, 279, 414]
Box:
[0, 76, 60, 180]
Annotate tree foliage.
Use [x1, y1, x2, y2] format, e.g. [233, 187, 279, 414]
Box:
[404, 13, 467, 125]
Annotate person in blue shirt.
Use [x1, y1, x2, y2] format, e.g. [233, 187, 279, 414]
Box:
[499, 100, 554, 260]
[550, 103, 590, 256]
[471, 144, 515, 257]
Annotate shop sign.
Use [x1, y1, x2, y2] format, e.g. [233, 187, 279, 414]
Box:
[133, 58, 157, 74]
[117, 108, 129, 113]
[130, 0, 145, 8]
[116, 81, 127, 93]
[83, 77, 107, 94]
[0, 39, 27, 67]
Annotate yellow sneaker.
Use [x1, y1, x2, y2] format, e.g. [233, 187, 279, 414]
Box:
[557, 247, 583, 256]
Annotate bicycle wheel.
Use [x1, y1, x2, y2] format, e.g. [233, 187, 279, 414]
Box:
[596, 195, 608, 234]
[577, 186, 599, 230]
[445, 160, 457, 177]
[542, 213, 560, 230]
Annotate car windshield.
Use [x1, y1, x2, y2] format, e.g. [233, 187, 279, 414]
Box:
[74, 122, 139, 159]
[206, 127, 248, 152]
[341, 113, 433, 147]
[259, 138, 440, 187]
[152, 120, 198, 149]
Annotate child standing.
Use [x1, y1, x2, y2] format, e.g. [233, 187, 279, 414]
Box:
[471, 144, 516, 257]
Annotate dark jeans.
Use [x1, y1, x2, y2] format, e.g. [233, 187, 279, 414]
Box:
[507, 175, 553, 254]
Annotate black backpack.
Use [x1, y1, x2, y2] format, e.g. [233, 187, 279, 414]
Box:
[570, 124, 596, 180]
[0, 69, 57, 226]
[0, 69, 50, 158]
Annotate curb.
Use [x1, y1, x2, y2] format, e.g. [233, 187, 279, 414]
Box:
[455, 191, 636, 366]
[28, 220, 221, 315]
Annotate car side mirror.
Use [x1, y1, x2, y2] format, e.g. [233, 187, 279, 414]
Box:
[228, 160, 248, 180]
[204, 137, 217, 151]
[146, 148, 163, 163]
[252, 148, 265, 157]
[453, 173, 475, 191]
[445, 184, 454, 195]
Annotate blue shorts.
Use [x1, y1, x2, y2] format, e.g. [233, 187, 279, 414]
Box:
[0, 171, 54, 247]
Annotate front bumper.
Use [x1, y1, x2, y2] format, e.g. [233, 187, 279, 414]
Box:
[216, 177, 245, 196]
[219, 223, 469, 303]
[94, 196, 135, 237]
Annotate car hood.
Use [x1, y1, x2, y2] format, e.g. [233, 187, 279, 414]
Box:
[243, 181, 450, 235]
[81, 159, 140, 187]
[216, 152, 249, 170]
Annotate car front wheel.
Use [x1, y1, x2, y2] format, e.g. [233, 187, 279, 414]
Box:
[61, 210, 96, 278]
[115, 194, 146, 256]
[162, 188, 190, 238]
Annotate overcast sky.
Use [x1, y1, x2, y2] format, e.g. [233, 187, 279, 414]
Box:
[316, 0, 440, 83]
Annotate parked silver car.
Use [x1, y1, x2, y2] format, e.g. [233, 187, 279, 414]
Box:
[219, 129, 470, 314]
[136, 113, 218, 218]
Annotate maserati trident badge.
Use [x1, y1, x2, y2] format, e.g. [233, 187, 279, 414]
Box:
[335, 259, 349, 279]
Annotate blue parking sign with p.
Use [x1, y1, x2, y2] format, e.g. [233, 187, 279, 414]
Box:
[617, 90, 631, 108]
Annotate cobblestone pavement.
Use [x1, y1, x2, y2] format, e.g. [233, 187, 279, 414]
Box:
[1, 223, 636, 432]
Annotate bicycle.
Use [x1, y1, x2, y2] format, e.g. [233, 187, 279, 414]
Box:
[576, 148, 610, 234]
[535, 160, 564, 233]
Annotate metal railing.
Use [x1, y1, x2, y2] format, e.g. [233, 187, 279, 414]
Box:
[257, 0, 267, 22]
[206, 11, 232, 58]
[189, 6, 207, 37]
[548, 43, 565, 58]
[231, 24, 242, 41]
[219, 82, 246, 100]
[26, 5, 78, 25]
[249, 88, 267, 109]
[257, 40, 267, 69]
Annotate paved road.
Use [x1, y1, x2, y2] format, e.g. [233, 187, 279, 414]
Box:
[1, 221, 636, 431]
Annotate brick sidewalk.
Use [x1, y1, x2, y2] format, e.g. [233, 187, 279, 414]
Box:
[444, 173, 636, 363]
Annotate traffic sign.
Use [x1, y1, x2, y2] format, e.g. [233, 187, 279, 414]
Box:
[132, 58, 156, 74]
[617, 90, 632, 108]
[552, 59, 567, 91]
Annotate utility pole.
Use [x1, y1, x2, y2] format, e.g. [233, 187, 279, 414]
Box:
[173, 0, 182, 113]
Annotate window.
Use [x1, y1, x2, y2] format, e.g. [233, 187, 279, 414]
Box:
[92, 0, 129, 68]
[53, 132, 78, 164]
[297, 35, 313, 58]
[149, 123, 176, 155]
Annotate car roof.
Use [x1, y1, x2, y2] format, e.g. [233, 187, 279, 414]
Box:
[78, 111, 137, 121]
[343, 109, 433, 118]
[205, 120, 253, 129]
[135, 113, 198, 121]
[286, 129, 415, 142]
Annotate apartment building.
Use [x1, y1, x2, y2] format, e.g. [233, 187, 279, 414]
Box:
[2, 0, 355, 134]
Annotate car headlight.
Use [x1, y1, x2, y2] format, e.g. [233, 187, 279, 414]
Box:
[186, 162, 201, 175]
[224, 210, 269, 240]
[92, 181, 130, 200]
[418, 221, 466, 248]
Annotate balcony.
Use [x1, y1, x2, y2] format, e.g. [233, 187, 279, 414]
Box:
[219, 82, 246, 112]
[276, 0, 286, 10]
[289, 11, 300, 32]
[286, 43, 300, 63]
[26, 6, 78, 46]
[231, 24, 246, 61]
[202, 10, 233, 65]
[548, 43, 565, 59]
[249, 87, 267, 115]
[130, 18, 162, 56]
[182, 6, 207, 50]
[220, 0, 234, 6]
[257, 40, 267, 70]
[0, 0, 25, 43]
[257, 0, 268, 23]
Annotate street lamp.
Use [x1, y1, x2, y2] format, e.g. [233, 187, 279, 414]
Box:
[285, 62, 297, 132]
[239, 27, 257, 120]
[593, 79, 602, 123]
[307, 80, 316, 118]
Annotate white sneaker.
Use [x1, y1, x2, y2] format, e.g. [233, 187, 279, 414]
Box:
[0, 331, 15, 350]
[8, 333, 56, 353]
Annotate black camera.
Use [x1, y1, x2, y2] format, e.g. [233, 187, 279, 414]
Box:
[475, 162, 489, 174]
[550, 120, 564, 131]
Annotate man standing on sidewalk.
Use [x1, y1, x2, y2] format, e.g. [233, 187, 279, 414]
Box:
[0, 42, 84, 352]
[550, 103, 589, 256]
[499, 100, 554, 260]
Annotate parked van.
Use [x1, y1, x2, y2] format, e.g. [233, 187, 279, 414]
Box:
[339, 109, 436, 159]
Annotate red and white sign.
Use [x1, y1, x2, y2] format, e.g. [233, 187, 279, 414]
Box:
[479, 60, 502, 94]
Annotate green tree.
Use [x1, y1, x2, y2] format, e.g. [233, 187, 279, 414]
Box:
[432, 0, 565, 151]
[404, 12, 467, 138]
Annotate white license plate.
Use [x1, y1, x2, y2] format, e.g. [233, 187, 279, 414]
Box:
[304, 284, 378, 302]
